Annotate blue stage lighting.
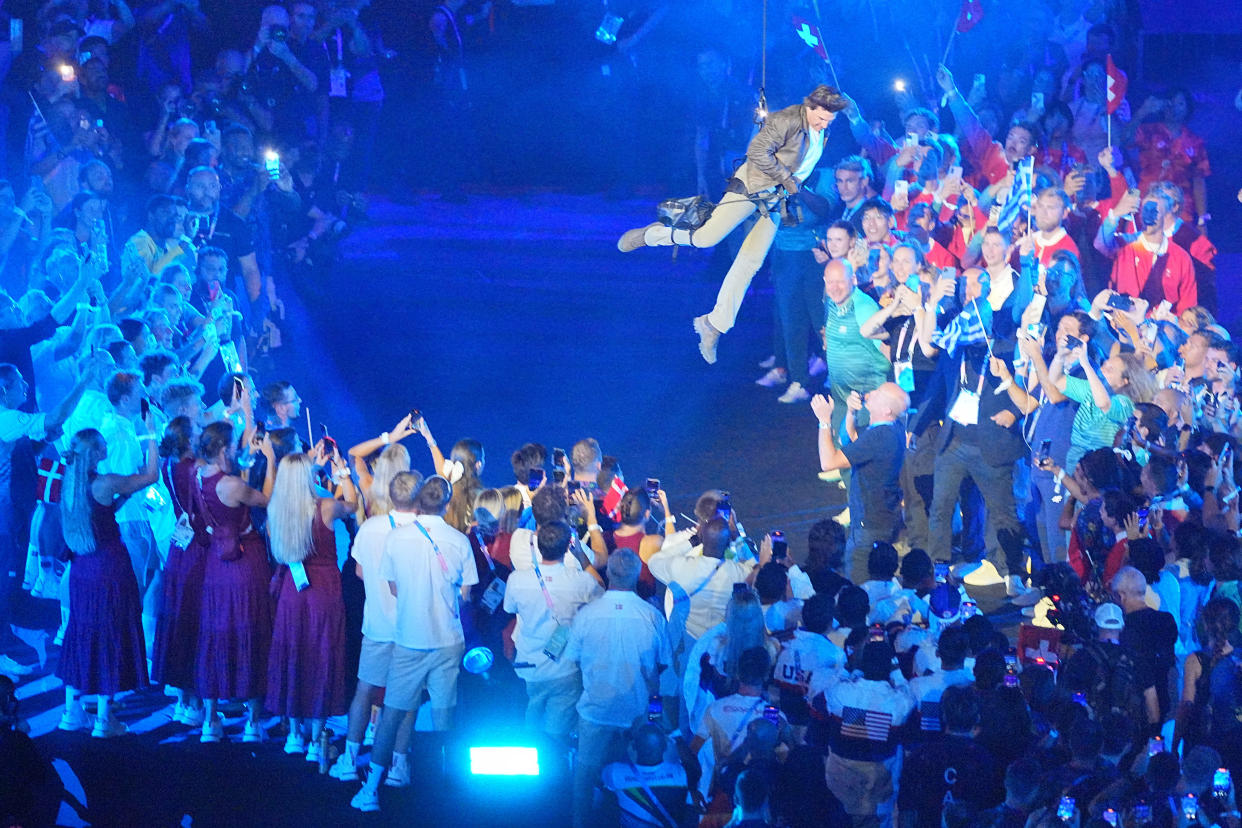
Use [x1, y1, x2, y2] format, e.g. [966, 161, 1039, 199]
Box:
[469, 746, 540, 776]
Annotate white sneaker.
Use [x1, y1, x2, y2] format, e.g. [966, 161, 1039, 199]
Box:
[693, 315, 721, 365]
[384, 758, 410, 788]
[330, 752, 360, 782]
[758, 355, 776, 369]
[808, 355, 827, 377]
[92, 716, 129, 738]
[59, 705, 92, 732]
[351, 787, 380, 813]
[755, 367, 788, 387]
[180, 705, 205, 728]
[284, 731, 306, 754]
[201, 715, 224, 743]
[777, 382, 810, 403]
[0, 654, 33, 677]
[1008, 576, 1043, 607]
[956, 559, 1005, 587]
[242, 720, 267, 744]
[306, 740, 322, 764]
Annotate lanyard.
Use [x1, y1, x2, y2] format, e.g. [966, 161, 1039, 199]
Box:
[958, 355, 987, 395]
[894, 317, 914, 362]
[413, 519, 459, 618]
[473, 527, 496, 574]
[728, 697, 766, 749]
[531, 557, 562, 624]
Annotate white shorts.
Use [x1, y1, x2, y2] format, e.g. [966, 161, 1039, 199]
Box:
[384, 642, 465, 712]
[357, 636, 394, 687]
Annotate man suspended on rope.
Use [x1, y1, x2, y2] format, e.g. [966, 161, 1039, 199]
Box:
[617, 85, 850, 364]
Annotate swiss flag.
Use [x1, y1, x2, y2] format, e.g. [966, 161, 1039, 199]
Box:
[1106, 54, 1128, 114]
[792, 16, 829, 62]
[955, 0, 983, 32]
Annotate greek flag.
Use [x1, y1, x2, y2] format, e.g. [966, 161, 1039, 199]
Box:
[996, 156, 1035, 234]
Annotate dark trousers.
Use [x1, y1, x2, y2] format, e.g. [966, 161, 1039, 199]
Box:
[771, 248, 826, 386]
[928, 435, 1023, 577]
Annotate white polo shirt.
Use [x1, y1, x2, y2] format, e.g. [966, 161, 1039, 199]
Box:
[504, 560, 602, 682]
[379, 514, 478, 650]
[351, 509, 418, 643]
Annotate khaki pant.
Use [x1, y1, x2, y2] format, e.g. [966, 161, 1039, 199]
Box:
[825, 749, 901, 828]
[524, 672, 581, 737]
[644, 190, 783, 333]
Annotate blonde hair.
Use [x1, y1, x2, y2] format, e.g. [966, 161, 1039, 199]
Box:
[1118, 352, 1156, 404]
[62, 429, 107, 555]
[267, 453, 318, 564]
[368, 443, 410, 517]
[499, 486, 523, 533]
[473, 488, 507, 532]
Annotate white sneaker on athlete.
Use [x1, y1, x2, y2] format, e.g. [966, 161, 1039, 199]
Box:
[59, 705, 92, 732]
[778, 382, 810, 403]
[201, 715, 224, 743]
[351, 787, 380, 813]
[180, 706, 205, 727]
[306, 740, 322, 764]
[0, 654, 33, 677]
[242, 720, 267, 744]
[616, 222, 660, 253]
[808, 355, 827, 376]
[91, 716, 129, 738]
[384, 758, 410, 788]
[330, 752, 360, 782]
[284, 731, 306, 754]
[755, 368, 788, 387]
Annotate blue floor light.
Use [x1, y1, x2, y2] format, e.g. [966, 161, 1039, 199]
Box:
[468, 746, 540, 776]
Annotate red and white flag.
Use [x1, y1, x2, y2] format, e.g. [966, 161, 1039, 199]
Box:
[1106, 54, 1128, 114]
[955, 0, 984, 32]
[792, 17, 829, 62]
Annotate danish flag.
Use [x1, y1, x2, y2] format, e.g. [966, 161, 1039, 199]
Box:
[1106, 54, 1128, 115]
[792, 17, 829, 62]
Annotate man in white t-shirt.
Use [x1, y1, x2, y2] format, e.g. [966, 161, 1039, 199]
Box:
[689, 647, 792, 766]
[567, 548, 671, 828]
[330, 471, 422, 784]
[647, 517, 754, 642]
[351, 475, 478, 813]
[503, 520, 603, 738]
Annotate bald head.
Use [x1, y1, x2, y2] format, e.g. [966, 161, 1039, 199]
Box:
[824, 259, 854, 305]
[866, 382, 909, 423]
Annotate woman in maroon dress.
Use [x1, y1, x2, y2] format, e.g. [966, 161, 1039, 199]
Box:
[266, 448, 356, 762]
[151, 415, 206, 728]
[194, 420, 276, 744]
[56, 427, 159, 738]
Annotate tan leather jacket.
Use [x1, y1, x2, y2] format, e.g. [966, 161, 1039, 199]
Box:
[732, 103, 816, 195]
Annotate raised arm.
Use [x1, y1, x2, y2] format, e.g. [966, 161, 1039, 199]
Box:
[97, 424, 160, 499]
[811, 394, 851, 472]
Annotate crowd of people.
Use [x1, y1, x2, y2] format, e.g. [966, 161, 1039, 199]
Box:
[0, 0, 1240, 827]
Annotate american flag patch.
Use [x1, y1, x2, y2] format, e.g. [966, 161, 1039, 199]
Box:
[841, 706, 893, 742]
[919, 701, 941, 732]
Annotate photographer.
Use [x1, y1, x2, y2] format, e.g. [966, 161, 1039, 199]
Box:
[245, 5, 326, 146]
[1095, 188, 1197, 314]
[503, 520, 602, 739]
